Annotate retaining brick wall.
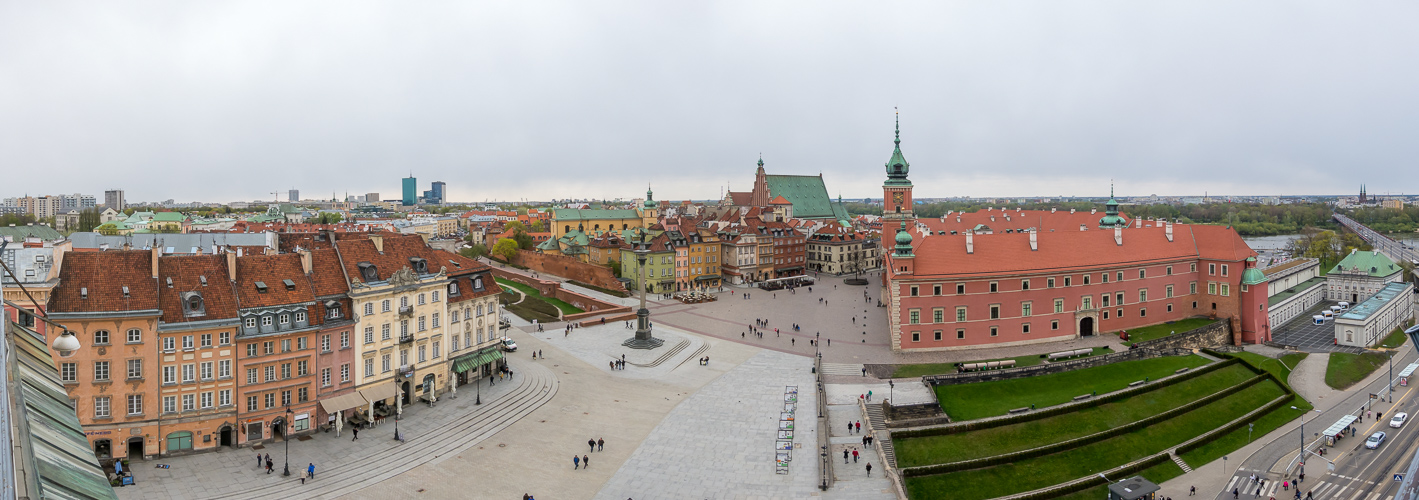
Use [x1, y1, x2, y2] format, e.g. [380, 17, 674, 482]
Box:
[922, 347, 1195, 387]
[502, 250, 627, 292]
[490, 268, 631, 322]
[1131, 318, 1232, 350]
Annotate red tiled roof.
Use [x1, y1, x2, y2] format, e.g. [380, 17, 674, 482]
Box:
[769, 195, 791, 205]
[157, 255, 239, 323]
[902, 223, 1253, 279]
[234, 253, 317, 309]
[919, 209, 1126, 234]
[50, 250, 159, 313]
[306, 248, 350, 297]
[728, 192, 751, 205]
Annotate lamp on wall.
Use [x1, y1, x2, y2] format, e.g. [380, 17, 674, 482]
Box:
[52, 329, 81, 358]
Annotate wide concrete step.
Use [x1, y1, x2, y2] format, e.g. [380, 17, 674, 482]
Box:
[821, 362, 865, 376]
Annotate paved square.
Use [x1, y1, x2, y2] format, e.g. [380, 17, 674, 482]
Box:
[1272, 301, 1364, 353]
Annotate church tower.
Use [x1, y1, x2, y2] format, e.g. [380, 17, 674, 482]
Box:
[881, 111, 915, 252]
[748, 156, 771, 207]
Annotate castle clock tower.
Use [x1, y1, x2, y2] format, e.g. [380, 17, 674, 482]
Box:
[882, 111, 915, 252]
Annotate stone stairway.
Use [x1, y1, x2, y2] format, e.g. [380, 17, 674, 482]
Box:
[627, 338, 691, 368]
[206, 360, 559, 500]
[863, 402, 896, 469]
[821, 362, 865, 377]
[1171, 453, 1193, 473]
[673, 342, 711, 370]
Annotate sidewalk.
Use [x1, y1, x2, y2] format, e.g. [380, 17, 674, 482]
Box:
[114, 358, 556, 499]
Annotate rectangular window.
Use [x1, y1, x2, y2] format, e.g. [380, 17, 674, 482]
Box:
[127, 329, 142, 343]
[127, 394, 142, 415]
[265, 393, 275, 409]
[341, 331, 350, 348]
[1138, 269, 1146, 279]
[219, 359, 231, 378]
[1221, 264, 1229, 277]
[382, 354, 391, 373]
[418, 316, 426, 331]
[247, 343, 258, 358]
[1117, 308, 1123, 317]
[297, 337, 307, 350]
[1103, 294, 1111, 307]
[1083, 296, 1093, 309]
[200, 361, 213, 380]
[365, 303, 374, 316]
[245, 318, 257, 329]
[932, 309, 944, 323]
[163, 337, 175, 352]
[1021, 279, 1030, 290]
[1102, 273, 1109, 283]
[322, 335, 331, 352]
[200, 333, 212, 347]
[1209, 263, 1216, 275]
[280, 314, 290, 325]
[1190, 282, 1198, 295]
[1116, 292, 1124, 305]
[990, 326, 998, 337]
[1063, 277, 1071, 287]
[1167, 303, 1174, 312]
[1023, 323, 1031, 334]
[219, 389, 231, 407]
[1054, 299, 1064, 313]
[366, 327, 375, 344]
[264, 341, 273, 355]
[1103, 310, 1110, 319]
[1083, 275, 1090, 285]
[61, 362, 76, 382]
[1220, 284, 1230, 297]
[297, 360, 308, 376]
[911, 332, 920, 342]
[382, 300, 390, 312]
[265, 365, 275, 382]
[1166, 266, 1173, 276]
[956, 283, 965, 294]
[262, 316, 273, 327]
[933, 330, 942, 341]
[1047, 278, 1055, 288]
[182, 394, 195, 411]
[989, 282, 998, 293]
[1208, 282, 1217, 295]
[182, 335, 194, 350]
[322, 368, 332, 387]
[246, 368, 256, 385]
[909, 310, 920, 325]
[956, 329, 965, 339]
[1140, 308, 1147, 317]
[341, 364, 350, 382]
[1051, 320, 1059, 330]
[989, 305, 1000, 319]
[247, 396, 258, 412]
[365, 358, 374, 377]
[94, 361, 110, 382]
[94, 397, 111, 418]
[909, 286, 918, 297]
[1116, 271, 1124, 282]
[1166, 285, 1174, 298]
[933, 285, 942, 295]
[201, 392, 213, 409]
[1022, 302, 1032, 317]
[281, 339, 291, 352]
[164, 396, 176, 414]
[1139, 289, 1148, 302]
[432, 313, 440, 328]
[281, 363, 291, 379]
[433, 341, 440, 358]
[127, 359, 142, 379]
[1190, 263, 1197, 273]
[299, 387, 308, 403]
[182, 364, 194, 382]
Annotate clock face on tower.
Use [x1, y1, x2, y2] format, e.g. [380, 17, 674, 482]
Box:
[892, 192, 904, 207]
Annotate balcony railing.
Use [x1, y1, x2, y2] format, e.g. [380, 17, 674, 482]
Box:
[398, 305, 414, 317]
[398, 334, 415, 344]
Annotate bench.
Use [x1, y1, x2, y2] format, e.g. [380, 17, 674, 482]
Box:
[1073, 394, 1093, 401]
[1175, 367, 1191, 374]
[1008, 407, 1031, 414]
[1128, 380, 1146, 387]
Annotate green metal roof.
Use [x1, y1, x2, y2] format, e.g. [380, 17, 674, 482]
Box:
[551, 209, 641, 221]
[1268, 276, 1326, 306]
[764, 175, 838, 219]
[0, 225, 63, 240]
[884, 114, 912, 186]
[1339, 282, 1412, 321]
[1241, 267, 1267, 286]
[1328, 249, 1400, 277]
[152, 212, 185, 222]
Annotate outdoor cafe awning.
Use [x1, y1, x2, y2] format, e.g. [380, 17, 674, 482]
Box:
[452, 348, 505, 374]
[319, 392, 369, 414]
[1322, 415, 1359, 437]
[359, 383, 401, 404]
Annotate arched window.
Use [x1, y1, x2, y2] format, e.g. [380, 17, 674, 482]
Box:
[166, 431, 193, 451]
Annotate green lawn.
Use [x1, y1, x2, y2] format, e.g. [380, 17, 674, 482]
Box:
[1180, 393, 1311, 467]
[906, 381, 1286, 500]
[1229, 351, 1309, 390]
[1055, 485, 1109, 500]
[896, 364, 1258, 467]
[499, 290, 559, 323]
[1379, 323, 1413, 349]
[495, 278, 585, 315]
[1325, 351, 1391, 390]
[890, 347, 1114, 378]
[936, 355, 1211, 420]
[1121, 317, 1218, 344]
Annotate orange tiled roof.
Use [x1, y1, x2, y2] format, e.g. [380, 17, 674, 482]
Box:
[919, 209, 1125, 234]
[50, 250, 159, 313]
[157, 254, 239, 323]
[234, 253, 317, 309]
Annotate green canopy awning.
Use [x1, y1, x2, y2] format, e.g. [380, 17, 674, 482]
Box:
[452, 348, 505, 373]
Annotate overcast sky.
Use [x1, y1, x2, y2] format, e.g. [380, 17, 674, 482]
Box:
[2, 2, 1416, 204]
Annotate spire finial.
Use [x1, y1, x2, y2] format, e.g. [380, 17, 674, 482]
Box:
[757, 153, 763, 168]
[1110, 180, 1114, 198]
[894, 107, 900, 145]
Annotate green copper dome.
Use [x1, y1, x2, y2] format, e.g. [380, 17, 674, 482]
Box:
[1097, 185, 1126, 228]
[1241, 256, 1266, 286]
[884, 112, 912, 186]
[895, 230, 913, 244]
[894, 229, 914, 257]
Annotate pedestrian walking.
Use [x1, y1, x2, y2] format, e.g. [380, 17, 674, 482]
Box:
[866, 463, 872, 476]
[308, 463, 315, 480]
[852, 448, 859, 463]
[538, 350, 542, 358]
[352, 427, 359, 440]
[583, 455, 589, 468]
[598, 438, 604, 451]
[266, 457, 274, 474]
[862, 435, 868, 447]
[861, 367, 867, 377]
[1189, 485, 1195, 496]
[257, 453, 262, 468]
[867, 390, 873, 401]
[574, 456, 580, 469]
[843, 449, 849, 463]
[589, 438, 597, 452]
[848, 421, 853, 434]
[856, 421, 861, 433]
[1232, 487, 1238, 499]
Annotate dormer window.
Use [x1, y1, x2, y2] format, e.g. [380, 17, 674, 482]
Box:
[81, 287, 88, 299]
[283, 279, 296, 291]
[122, 286, 130, 299]
[199, 276, 208, 286]
[410, 257, 428, 274]
[181, 292, 206, 318]
[358, 262, 378, 281]
[166, 277, 174, 288]
[448, 282, 460, 296]
[473, 276, 484, 290]
[255, 281, 268, 293]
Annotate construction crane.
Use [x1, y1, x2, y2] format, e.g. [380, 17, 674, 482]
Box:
[270, 192, 281, 204]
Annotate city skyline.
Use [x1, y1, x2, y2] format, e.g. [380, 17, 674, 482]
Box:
[3, 3, 1418, 202]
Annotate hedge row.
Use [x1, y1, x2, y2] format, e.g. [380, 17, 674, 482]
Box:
[1001, 453, 1173, 500]
[894, 358, 1240, 439]
[1175, 374, 1295, 456]
[901, 373, 1269, 476]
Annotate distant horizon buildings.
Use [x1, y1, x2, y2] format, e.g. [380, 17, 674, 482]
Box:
[289, 189, 299, 202]
[104, 189, 125, 210]
[402, 175, 417, 206]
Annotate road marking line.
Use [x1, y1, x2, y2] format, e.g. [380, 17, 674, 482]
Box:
[1350, 487, 1367, 500]
[1227, 476, 1239, 491]
[1334, 486, 1349, 499]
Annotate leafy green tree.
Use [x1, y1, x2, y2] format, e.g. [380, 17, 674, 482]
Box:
[460, 244, 489, 260]
[530, 220, 545, 232]
[607, 258, 622, 277]
[95, 223, 121, 236]
[77, 209, 102, 232]
[313, 212, 344, 224]
[491, 239, 520, 261]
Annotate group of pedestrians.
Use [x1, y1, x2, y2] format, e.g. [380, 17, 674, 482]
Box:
[255, 453, 316, 484]
[573, 437, 606, 470]
[609, 355, 627, 370]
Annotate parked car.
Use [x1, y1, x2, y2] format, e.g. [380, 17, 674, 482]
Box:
[501, 337, 518, 352]
[1392, 413, 1409, 428]
[1366, 431, 1387, 449]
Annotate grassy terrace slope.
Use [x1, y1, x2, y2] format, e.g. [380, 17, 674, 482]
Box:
[496, 277, 584, 315]
[891, 347, 1113, 378]
[906, 380, 1286, 500]
[1326, 351, 1389, 390]
[1180, 351, 1312, 467]
[936, 355, 1211, 420]
[896, 363, 1258, 466]
[1121, 317, 1217, 345]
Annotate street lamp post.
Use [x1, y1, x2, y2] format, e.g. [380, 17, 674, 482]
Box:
[282, 405, 292, 476]
[393, 379, 402, 442]
[475, 367, 482, 405]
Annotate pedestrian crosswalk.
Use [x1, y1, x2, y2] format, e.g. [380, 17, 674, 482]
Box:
[821, 363, 866, 376]
[1223, 474, 1392, 500]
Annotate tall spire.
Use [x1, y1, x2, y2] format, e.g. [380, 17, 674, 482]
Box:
[884, 108, 911, 186]
[757, 153, 763, 168]
[894, 107, 900, 146]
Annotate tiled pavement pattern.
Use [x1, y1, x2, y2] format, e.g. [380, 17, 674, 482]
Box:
[114, 358, 556, 499]
[1272, 301, 1365, 353]
[594, 349, 895, 500]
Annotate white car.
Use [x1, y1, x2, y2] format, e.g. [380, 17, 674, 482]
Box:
[1366, 431, 1387, 449]
[1392, 413, 1409, 428]
[501, 337, 518, 352]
